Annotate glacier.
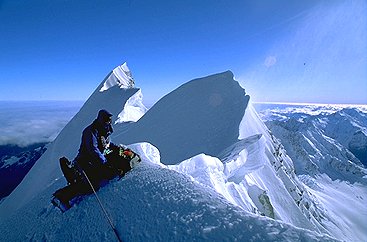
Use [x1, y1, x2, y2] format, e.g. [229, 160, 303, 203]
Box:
[0, 63, 365, 241]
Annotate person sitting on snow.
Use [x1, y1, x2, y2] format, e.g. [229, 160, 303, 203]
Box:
[73, 109, 116, 185]
[52, 109, 129, 212]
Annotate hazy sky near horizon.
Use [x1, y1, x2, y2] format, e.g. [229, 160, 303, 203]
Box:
[0, 101, 82, 147]
[0, 0, 366, 104]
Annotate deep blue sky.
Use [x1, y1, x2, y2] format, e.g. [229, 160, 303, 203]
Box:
[0, 0, 366, 104]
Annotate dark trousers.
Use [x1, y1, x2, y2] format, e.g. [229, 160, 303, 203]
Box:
[54, 162, 115, 207]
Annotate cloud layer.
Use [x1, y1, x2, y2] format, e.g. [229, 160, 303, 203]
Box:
[0, 101, 82, 147]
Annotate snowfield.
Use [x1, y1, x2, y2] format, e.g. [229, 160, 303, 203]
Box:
[0, 63, 365, 241]
[0, 151, 337, 241]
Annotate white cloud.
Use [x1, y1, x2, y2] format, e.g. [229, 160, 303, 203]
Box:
[0, 101, 82, 147]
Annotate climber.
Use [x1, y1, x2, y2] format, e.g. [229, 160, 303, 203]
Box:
[51, 109, 139, 212]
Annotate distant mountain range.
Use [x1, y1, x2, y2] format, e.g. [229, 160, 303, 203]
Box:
[254, 104, 367, 183]
[0, 143, 47, 201]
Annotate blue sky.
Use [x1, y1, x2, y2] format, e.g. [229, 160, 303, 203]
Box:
[0, 0, 366, 104]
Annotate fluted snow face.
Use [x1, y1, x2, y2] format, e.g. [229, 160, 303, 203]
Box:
[100, 62, 135, 92]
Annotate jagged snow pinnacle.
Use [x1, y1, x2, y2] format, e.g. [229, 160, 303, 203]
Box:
[100, 62, 135, 92]
[116, 89, 147, 123]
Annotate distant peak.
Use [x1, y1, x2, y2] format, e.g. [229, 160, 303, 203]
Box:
[204, 70, 234, 79]
[100, 62, 135, 92]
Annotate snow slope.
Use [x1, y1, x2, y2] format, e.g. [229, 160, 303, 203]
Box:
[111, 74, 365, 240]
[0, 64, 363, 241]
[114, 71, 250, 165]
[0, 63, 144, 218]
[255, 103, 367, 241]
[262, 106, 367, 181]
[0, 147, 336, 241]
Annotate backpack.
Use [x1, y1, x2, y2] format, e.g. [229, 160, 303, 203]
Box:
[104, 145, 141, 177]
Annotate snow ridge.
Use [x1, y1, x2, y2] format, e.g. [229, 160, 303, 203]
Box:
[114, 71, 250, 165]
[265, 108, 367, 181]
[115, 89, 147, 123]
[100, 62, 135, 91]
[0, 71, 141, 219]
[0, 148, 337, 241]
[1, 65, 365, 241]
[168, 104, 332, 234]
[257, 104, 367, 241]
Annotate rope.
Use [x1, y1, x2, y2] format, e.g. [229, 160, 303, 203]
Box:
[81, 170, 123, 242]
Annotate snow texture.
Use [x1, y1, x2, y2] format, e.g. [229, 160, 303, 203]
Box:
[116, 89, 147, 123]
[0, 152, 337, 242]
[0, 64, 365, 241]
[262, 105, 367, 181]
[99, 62, 135, 92]
[114, 71, 250, 165]
[0, 73, 140, 217]
[256, 103, 367, 241]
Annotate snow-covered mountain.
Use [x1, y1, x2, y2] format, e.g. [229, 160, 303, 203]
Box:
[255, 103, 367, 241]
[0, 64, 365, 241]
[258, 104, 367, 181]
[0, 143, 47, 201]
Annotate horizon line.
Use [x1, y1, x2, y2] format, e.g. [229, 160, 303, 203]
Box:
[0, 99, 366, 107]
[251, 101, 367, 106]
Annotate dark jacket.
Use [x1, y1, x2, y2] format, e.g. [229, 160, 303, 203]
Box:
[75, 116, 113, 168]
